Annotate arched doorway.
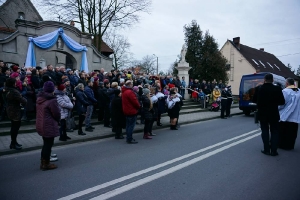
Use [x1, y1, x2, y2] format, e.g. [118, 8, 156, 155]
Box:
[50, 50, 77, 70]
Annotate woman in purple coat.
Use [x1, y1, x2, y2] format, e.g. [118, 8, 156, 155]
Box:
[36, 81, 61, 171]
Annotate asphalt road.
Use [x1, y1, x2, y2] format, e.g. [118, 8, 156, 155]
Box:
[0, 115, 299, 200]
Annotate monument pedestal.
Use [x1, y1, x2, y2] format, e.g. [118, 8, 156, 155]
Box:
[176, 61, 191, 100]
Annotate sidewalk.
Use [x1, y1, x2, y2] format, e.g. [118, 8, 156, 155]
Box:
[0, 107, 243, 156]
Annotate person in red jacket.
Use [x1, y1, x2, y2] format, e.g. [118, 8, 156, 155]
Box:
[122, 80, 140, 144]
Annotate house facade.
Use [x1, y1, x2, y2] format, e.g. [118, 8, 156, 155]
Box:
[220, 37, 298, 95]
[0, 0, 113, 72]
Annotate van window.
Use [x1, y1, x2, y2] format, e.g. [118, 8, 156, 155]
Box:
[242, 79, 264, 101]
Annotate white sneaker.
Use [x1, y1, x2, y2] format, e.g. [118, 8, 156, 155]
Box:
[50, 157, 58, 162]
[51, 154, 57, 157]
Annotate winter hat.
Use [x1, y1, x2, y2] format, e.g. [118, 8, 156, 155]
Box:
[12, 65, 19, 72]
[10, 72, 20, 79]
[94, 77, 99, 82]
[103, 79, 109, 84]
[143, 88, 150, 96]
[133, 86, 138, 93]
[43, 81, 55, 93]
[99, 81, 104, 86]
[58, 84, 66, 91]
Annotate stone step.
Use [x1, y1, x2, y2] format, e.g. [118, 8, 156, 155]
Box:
[0, 102, 202, 127]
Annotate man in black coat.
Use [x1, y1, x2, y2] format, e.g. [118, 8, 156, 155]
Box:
[220, 86, 227, 119]
[111, 89, 125, 139]
[253, 73, 285, 156]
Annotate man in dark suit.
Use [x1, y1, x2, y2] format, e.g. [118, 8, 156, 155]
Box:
[253, 73, 285, 156]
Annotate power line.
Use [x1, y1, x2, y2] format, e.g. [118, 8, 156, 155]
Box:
[252, 37, 300, 46]
[276, 52, 300, 57]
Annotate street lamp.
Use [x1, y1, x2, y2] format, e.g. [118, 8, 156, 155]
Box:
[153, 54, 158, 75]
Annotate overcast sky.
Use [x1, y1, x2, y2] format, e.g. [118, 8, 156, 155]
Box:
[124, 0, 300, 73]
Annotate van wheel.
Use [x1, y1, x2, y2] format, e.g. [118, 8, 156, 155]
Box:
[243, 110, 251, 116]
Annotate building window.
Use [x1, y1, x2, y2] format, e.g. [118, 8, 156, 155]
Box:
[18, 12, 25, 19]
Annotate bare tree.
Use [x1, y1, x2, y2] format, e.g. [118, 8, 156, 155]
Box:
[138, 55, 156, 75]
[103, 30, 133, 70]
[39, 0, 151, 51]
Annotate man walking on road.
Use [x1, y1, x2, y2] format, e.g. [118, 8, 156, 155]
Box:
[253, 73, 285, 156]
[122, 80, 141, 144]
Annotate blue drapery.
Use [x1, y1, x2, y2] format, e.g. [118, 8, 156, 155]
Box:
[25, 28, 89, 72]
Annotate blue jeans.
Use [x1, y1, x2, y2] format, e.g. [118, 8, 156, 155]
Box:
[85, 105, 93, 128]
[126, 115, 137, 142]
[180, 89, 185, 99]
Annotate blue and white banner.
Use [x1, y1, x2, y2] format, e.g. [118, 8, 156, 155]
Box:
[25, 28, 89, 73]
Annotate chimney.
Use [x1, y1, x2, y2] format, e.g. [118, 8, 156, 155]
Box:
[259, 48, 264, 51]
[233, 37, 240, 49]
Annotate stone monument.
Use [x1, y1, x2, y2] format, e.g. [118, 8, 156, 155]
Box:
[176, 44, 191, 99]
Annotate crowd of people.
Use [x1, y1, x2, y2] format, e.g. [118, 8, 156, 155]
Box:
[1, 60, 299, 169]
[0, 61, 190, 170]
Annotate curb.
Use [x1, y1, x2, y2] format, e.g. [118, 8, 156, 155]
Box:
[0, 105, 239, 136]
[0, 111, 243, 157]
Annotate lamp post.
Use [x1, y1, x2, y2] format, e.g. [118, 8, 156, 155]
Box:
[153, 54, 158, 75]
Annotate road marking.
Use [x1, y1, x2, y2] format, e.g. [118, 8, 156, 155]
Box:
[57, 129, 260, 200]
[91, 132, 261, 200]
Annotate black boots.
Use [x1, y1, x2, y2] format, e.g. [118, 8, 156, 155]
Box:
[78, 130, 86, 135]
[170, 125, 178, 130]
[10, 143, 22, 150]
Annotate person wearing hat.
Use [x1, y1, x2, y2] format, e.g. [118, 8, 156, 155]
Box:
[220, 85, 228, 119]
[226, 86, 233, 117]
[3, 78, 27, 150]
[11, 65, 20, 73]
[55, 84, 73, 141]
[36, 81, 61, 170]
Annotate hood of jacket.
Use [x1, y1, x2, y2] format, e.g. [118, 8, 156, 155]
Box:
[121, 86, 132, 93]
[37, 91, 56, 104]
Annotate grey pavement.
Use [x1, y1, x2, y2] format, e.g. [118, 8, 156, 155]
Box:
[0, 106, 243, 156]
